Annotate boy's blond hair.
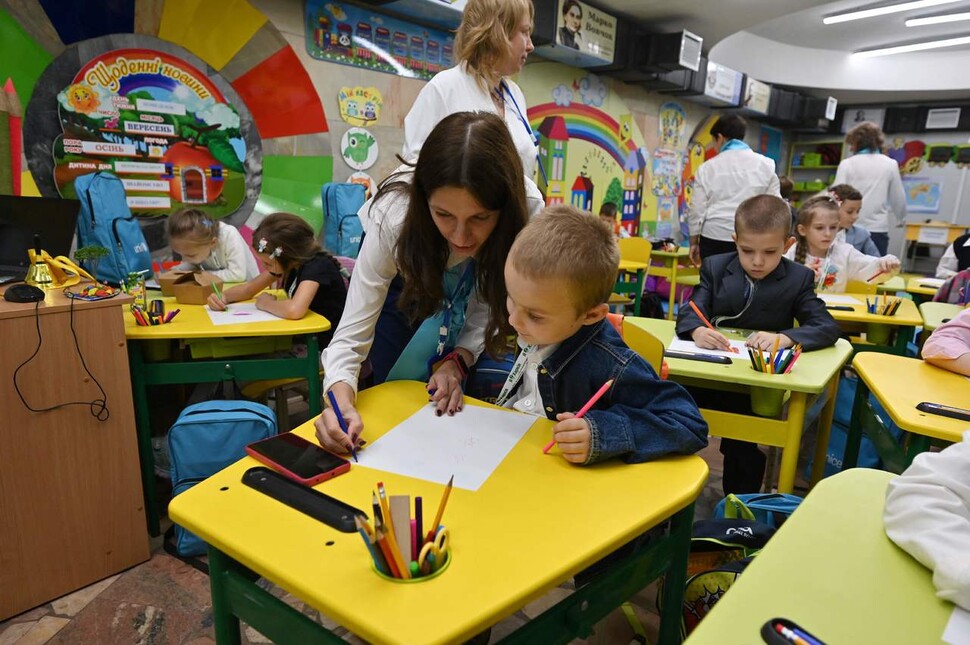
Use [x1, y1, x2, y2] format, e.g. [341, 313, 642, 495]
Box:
[508, 205, 619, 314]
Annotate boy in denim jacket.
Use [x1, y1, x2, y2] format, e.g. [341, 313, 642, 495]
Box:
[497, 205, 708, 464]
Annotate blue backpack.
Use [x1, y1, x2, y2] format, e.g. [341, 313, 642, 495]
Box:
[74, 172, 153, 285]
[167, 400, 277, 556]
[322, 182, 366, 258]
[714, 493, 803, 529]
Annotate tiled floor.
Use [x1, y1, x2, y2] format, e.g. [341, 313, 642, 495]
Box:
[1, 431, 729, 645]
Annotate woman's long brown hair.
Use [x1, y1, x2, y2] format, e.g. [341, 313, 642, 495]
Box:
[383, 111, 528, 357]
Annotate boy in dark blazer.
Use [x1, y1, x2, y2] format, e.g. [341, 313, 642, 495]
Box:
[676, 194, 840, 494]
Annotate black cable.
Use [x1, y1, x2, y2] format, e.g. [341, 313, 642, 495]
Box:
[13, 297, 110, 421]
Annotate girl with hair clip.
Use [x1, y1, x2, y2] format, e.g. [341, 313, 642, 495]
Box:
[167, 208, 260, 282]
[207, 212, 347, 346]
[402, 0, 544, 214]
[784, 195, 900, 293]
[829, 183, 880, 257]
[315, 111, 529, 456]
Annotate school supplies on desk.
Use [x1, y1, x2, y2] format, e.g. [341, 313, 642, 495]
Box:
[761, 618, 826, 645]
[357, 480, 453, 581]
[825, 305, 854, 311]
[915, 402, 970, 422]
[542, 379, 614, 454]
[664, 350, 733, 364]
[241, 466, 364, 533]
[668, 337, 746, 359]
[130, 303, 176, 326]
[865, 296, 902, 316]
[747, 344, 802, 374]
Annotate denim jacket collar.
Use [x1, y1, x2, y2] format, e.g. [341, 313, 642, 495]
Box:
[540, 320, 608, 378]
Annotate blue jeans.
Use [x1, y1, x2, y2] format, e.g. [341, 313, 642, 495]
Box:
[369, 275, 418, 386]
[870, 232, 889, 255]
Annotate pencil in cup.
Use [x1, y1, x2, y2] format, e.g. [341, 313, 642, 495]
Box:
[748, 345, 801, 374]
[542, 379, 614, 454]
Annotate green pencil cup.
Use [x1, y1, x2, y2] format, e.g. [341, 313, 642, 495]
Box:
[749, 386, 785, 417]
[373, 549, 451, 583]
[866, 323, 891, 345]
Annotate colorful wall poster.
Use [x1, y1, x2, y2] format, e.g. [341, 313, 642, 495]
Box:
[521, 63, 651, 236]
[887, 137, 927, 174]
[658, 102, 686, 150]
[340, 127, 378, 170]
[338, 86, 383, 127]
[902, 176, 943, 213]
[52, 49, 246, 218]
[305, 1, 454, 80]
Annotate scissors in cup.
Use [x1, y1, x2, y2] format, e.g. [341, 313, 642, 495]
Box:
[417, 527, 450, 575]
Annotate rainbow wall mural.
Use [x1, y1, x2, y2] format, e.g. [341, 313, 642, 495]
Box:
[528, 102, 638, 167]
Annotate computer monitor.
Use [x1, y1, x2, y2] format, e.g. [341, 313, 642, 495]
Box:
[0, 195, 80, 271]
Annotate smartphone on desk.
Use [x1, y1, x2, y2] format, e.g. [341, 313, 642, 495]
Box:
[246, 433, 350, 486]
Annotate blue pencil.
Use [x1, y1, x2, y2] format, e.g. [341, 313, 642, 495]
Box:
[355, 519, 388, 575]
[327, 390, 358, 462]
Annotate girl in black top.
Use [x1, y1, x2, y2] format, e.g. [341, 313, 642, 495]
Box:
[207, 212, 347, 347]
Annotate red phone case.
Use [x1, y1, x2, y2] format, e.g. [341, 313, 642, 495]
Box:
[245, 436, 350, 486]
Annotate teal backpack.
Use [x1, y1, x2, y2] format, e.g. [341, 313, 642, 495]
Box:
[167, 400, 277, 556]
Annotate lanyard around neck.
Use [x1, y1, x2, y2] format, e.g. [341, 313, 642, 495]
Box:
[436, 260, 475, 355]
[500, 81, 548, 185]
[495, 343, 537, 406]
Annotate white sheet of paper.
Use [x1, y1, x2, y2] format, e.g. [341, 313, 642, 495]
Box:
[355, 404, 536, 491]
[668, 337, 747, 359]
[919, 278, 945, 288]
[205, 302, 284, 325]
[818, 294, 862, 305]
[944, 606, 970, 645]
[145, 279, 161, 289]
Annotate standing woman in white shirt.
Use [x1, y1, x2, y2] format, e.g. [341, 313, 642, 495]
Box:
[834, 121, 907, 256]
[315, 112, 529, 455]
[687, 115, 781, 267]
[403, 0, 543, 206]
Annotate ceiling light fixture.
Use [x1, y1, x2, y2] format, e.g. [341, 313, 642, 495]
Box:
[906, 10, 970, 25]
[853, 34, 970, 56]
[823, 0, 960, 25]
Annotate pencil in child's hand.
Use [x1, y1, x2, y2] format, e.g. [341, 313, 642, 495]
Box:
[689, 300, 716, 331]
[542, 378, 614, 454]
[866, 270, 885, 283]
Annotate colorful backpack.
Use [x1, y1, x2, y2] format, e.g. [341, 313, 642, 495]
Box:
[933, 268, 970, 305]
[714, 493, 803, 529]
[658, 517, 776, 638]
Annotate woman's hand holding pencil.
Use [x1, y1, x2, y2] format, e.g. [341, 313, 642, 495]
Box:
[315, 382, 365, 455]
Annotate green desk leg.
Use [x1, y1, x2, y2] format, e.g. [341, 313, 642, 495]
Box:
[208, 548, 343, 645]
[501, 502, 695, 645]
[128, 341, 161, 537]
[842, 375, 870, 471]
[904, 434, 932, 467]
[893, 325, 913, 356]
[305, 335, 322, 417]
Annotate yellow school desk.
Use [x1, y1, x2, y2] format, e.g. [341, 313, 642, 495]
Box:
[906, 276, 945, 305]
[626, 318, 853, 493]
[875, 275, 905, 293]
[648, 247, 698, 320]
[920, 301, 965, 332]
[825, 291, 922, 354]
[126, 293, 330, 536]
[169, 381, 709, 645]
[843, 353, 968, 473]
[0, 288, 148, 620]
[685, 469, 952, 644]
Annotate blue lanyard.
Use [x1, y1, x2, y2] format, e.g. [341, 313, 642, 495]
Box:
[720, 139, 751, 152]
[500, 81, 547, 184]
[436, 260, 476, 355]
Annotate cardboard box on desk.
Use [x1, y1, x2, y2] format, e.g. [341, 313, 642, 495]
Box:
[172, 272, 222, 305]
[157, 270, 192, 296]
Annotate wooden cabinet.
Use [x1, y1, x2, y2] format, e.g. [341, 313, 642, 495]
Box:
[0, 288, 149, 620]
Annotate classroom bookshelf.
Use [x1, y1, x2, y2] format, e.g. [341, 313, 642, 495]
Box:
[787, 139, 846, 207]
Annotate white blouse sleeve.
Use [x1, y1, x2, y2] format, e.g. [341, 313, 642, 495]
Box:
[885, 431, 970, 611]
[321, 192, 407, 394]
[843, 244, 892, 283]
[402, 82, 448, 163]
[210, 224, 258, 282]
[936, 244, 958, 279]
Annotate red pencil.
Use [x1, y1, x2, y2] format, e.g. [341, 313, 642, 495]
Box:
[866, 270, 885, 283]
[543, 378, 614, 454]
[689, 300, 716, 330]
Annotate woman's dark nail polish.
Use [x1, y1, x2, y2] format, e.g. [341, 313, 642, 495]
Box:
[435, 410, 442, 417]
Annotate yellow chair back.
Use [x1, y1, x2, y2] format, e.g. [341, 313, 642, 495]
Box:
[845, 279, 877, 295]
[622, 319, 664, 373]
[617, 237, 652, 264]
